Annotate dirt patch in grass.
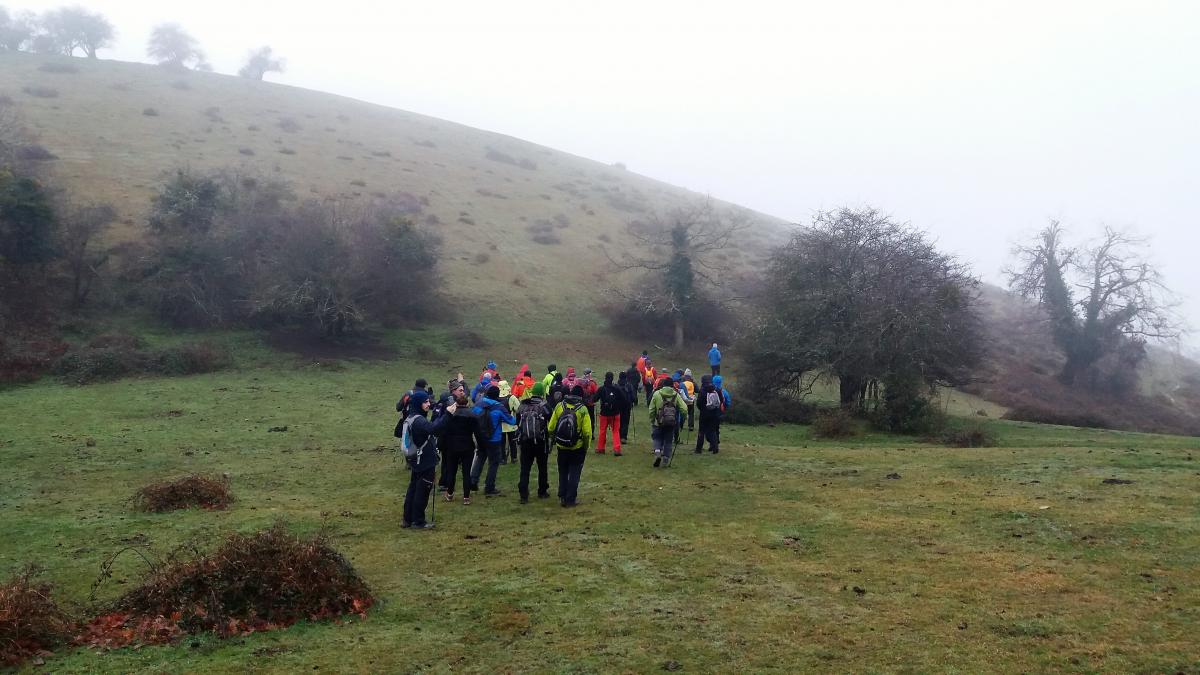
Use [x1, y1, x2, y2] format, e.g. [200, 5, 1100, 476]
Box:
[265, 331, 397, 361]
[88, 525, 372, 643]
[133, 474, 234, 512]
[0, 566, 74, 668]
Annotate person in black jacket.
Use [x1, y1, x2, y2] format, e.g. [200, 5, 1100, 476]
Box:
[401, 390, 455, 529]
[515, 382, 552, 503]
[617, 370, 637, 445]
[439, 392, 485, 505]
[693, 375, 722, 454]
[595, 371, 627, 455]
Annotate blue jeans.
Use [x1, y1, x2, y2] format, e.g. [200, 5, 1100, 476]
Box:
[652, 425, 675, 461]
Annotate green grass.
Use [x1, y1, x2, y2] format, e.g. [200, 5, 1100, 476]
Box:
[2, 351, 1198, 673]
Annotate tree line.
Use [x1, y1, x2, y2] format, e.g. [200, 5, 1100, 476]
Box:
[0, 5, 284, 80]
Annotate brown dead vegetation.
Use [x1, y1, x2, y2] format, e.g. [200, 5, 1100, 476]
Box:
[0, 566, 73, 667]
[133, 474, 234, 512]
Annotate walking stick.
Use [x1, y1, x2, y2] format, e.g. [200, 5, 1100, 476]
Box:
[428, 473, 436, 526]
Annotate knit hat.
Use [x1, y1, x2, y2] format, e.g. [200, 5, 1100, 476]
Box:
[684, 368, 692, 377]
[532, 381, 545, 397]
[486, 385, 501, 400]
[701, 374, 713, 385]
[408, 390, 430, 412]
[604, 371, 614, 383]
[438, 391, 454, 406]
[567, 367, 576, 377]
[584, 368, 593, 375]
[486, 360, 497, 371]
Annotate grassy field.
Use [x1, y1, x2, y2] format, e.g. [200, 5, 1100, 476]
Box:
[2, 344, 1198, 673]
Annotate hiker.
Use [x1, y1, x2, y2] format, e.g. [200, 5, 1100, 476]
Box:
[469, 384, 517, 497]
[708, 343, 722, 376]
[636, 350, 648, 376]
[440, 390, 485, 504]
[397, 378, 429, 415]
[595, 371, 627, 455]
[471, 374, 493, 403]
[617, 370, 637, 444]
[541, 364, 560, 395]
[580, 368, 599, 441]
[498, 379, 521, 463]
[400, 390, 456, 529]
[624, 361, 641, 407]
[548, 385, 592, 507]
[515, 382, 553, 503]
[548, 372, 566, 406]
[681, 369, 697, 432]
[480, 360, 499, 383]
[649, 376, 683, 467]
[562, 366, 579, 393]
[512, 365, 534, 401]
[694, 374, 722, 454]
[674, 371, 695, 445]
[714, 375, 732, 410]
[641, 359, 656, 406]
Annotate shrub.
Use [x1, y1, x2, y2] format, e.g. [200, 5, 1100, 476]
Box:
[518, 158, 537, 171]
[722, 397, 816, 426]
[278, 147, 296, 155]
[16, 144, 57, 161]
[452, 329, 488, 349]
[938, 420, 999, 448]
[0, 566, 74, 668]
[22, 85, 59, 98]
[531, 232, 561, 245]
[474, 252, 491, 264]
[277, 117, 301, 133]
[133, 474, 233, 512]
[97, 525, 373, 639]
[1001, 405, 1113, 430]
[171, 80, 190, 90]
[87, 333, 146, 350]
[154, 342, 232, 376]
[238, 147, 254, 156]
[142, 107, 159, 116]
[811, 408, 858, 439]
[350, 179, 366, 187]
[52, 346, 146, 384]
[485, 147, 516, 165]
[38, 62, 79, 74]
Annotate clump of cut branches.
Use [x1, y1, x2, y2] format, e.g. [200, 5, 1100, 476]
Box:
[0, 566, 74, 667]
[88, 525, 373, 642]
[132, 474, 233, 512]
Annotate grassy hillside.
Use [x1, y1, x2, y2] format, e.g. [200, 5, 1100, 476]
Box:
[0, 53, 785, 327]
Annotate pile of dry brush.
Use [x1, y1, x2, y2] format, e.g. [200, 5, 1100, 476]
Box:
[133, 474, 234, 512]
[0, 566, 73, 667]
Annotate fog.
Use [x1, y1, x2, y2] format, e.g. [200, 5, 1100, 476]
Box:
[14, 0, 1200, 348]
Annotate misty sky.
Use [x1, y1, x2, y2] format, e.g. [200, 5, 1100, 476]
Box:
[14, 0, 1200, 346]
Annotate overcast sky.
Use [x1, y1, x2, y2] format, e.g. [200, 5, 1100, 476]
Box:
[14, 0, 1200, 348]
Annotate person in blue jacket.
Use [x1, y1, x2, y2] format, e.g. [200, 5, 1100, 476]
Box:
[713, 375, 732, 409]
[469, 384, 518, 496]
[401, 390, 455, 529]
[708, 343, 722, 376]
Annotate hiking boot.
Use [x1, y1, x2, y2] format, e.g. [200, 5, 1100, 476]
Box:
[401, 521, 411, 528]
[537, 492, 550, 499]
[694, 449, 702, 454]
[444, 492, 453, 502]
[595, 449, 605, 454]
[485, 490, 504, 497]
[653, 456, 661, 467]
[520, 496, 529, 504]
[711, 448, 719, 454]
[614, 451, 623, 457]
[463, 496, 471, 505]
[415, 523, 435, 530]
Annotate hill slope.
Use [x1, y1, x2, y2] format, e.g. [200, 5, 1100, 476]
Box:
[0, 53, 786, 325]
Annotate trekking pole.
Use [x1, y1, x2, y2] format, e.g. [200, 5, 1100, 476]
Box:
[429, 474, 436, 526]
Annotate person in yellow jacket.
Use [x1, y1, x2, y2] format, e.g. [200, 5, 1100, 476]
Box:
[497, 379, 521, 464]
[541, 364, 559, 397]
[547, 385, 592, 507]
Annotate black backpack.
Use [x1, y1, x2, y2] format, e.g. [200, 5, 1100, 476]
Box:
[518, 401, 547, 444]
[475, 401, 496, 439]
[553, 402, 582, 448]
[657, 391, 679, 428]
[599, 386, 621, 416]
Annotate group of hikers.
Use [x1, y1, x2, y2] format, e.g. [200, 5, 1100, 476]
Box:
[394, 344, 731, 529]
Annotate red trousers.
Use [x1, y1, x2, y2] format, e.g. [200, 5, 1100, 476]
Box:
[596, 414, 622, 452]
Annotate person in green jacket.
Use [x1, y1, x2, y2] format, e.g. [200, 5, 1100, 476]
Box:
[649, 378, 684, 467]
[541, 364, 559, 397]
[547, 385, 592, 507]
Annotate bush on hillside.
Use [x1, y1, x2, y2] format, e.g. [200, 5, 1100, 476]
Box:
[51, 341, 231, 384]
[0, 335, 69, 383]
[937, 420, 999, 447]
[1001, 405, 1113, 430]
[722, 397, 816, 426]
[142, 107, 159, 116]
[811, 408, 858, 439]
[17, 144, 57, 161]
[133, 474, 233, 512]
[0, 566, 74, 668]
[37, 62, 79, 74]
[21, 86, 58, 98]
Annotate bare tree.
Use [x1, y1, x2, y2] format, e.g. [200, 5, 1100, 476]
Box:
[1007, 221, 1180, 387]
[58, 202, 116, 306]
[238, 46, 285, 81]
[147, 23, 205, 69]
[745, 207, 983, 416]
[0, 8, 36, 52]
[40, 6, 114, 58]
[604, 199, 748, 349]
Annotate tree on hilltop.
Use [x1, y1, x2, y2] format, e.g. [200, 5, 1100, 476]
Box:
[147, 23, 206, 69]
[238, 46, 285, 81]
[1007, 221, 1180, 391]
[0, 7, 36, 52]
[40, 6, 114, 58]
